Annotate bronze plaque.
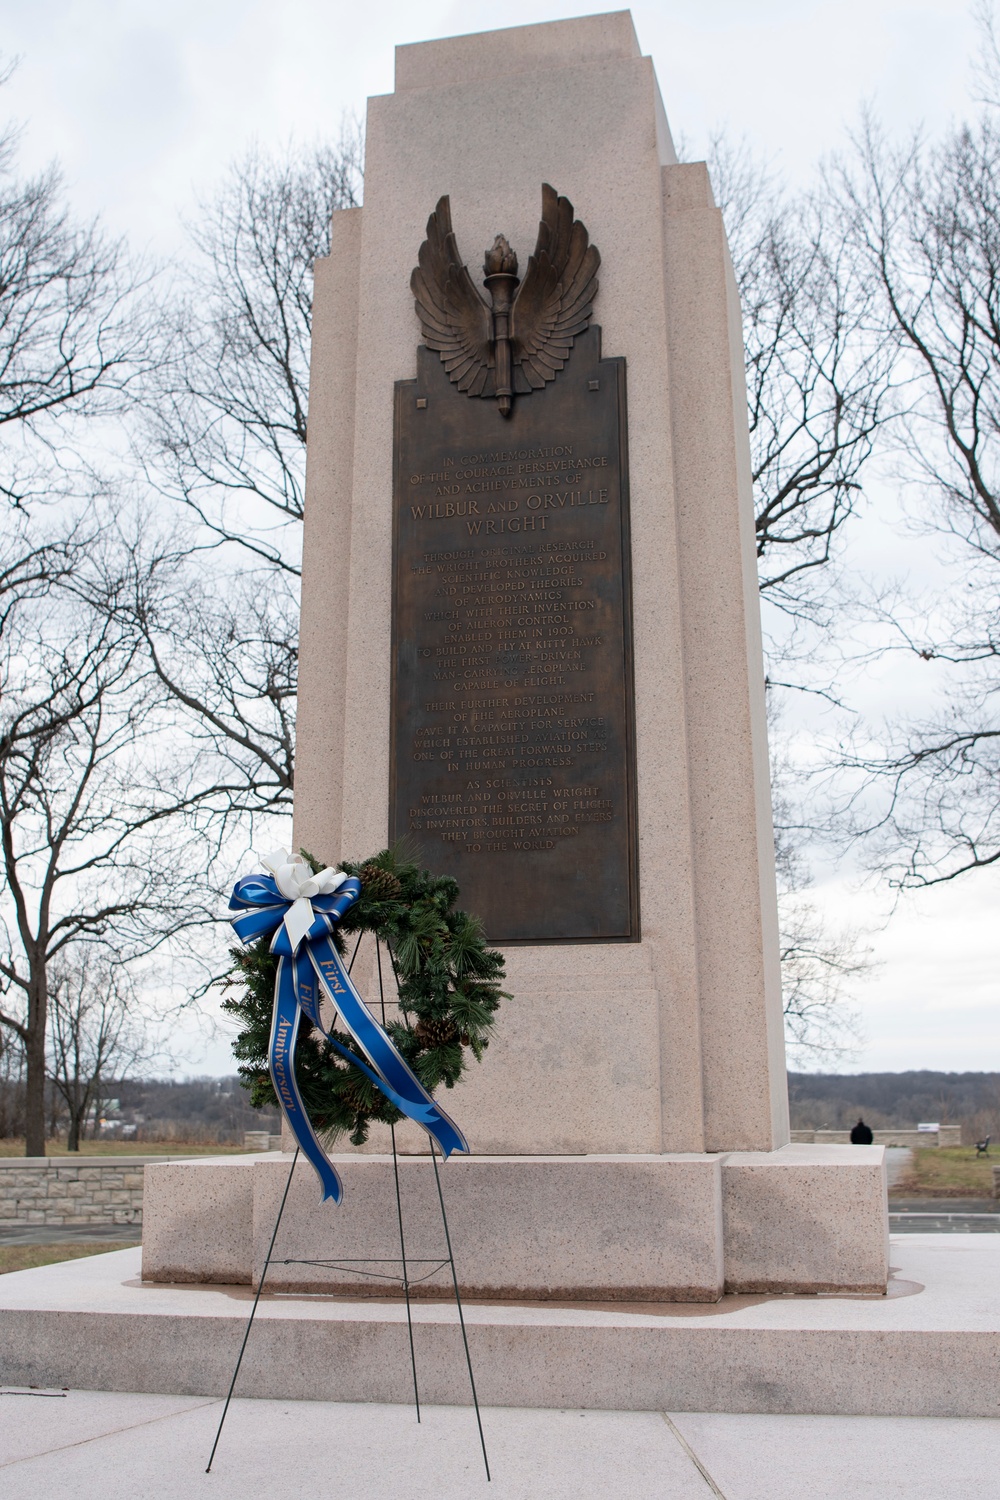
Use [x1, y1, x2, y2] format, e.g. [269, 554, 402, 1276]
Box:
[390, 326, 637, 943]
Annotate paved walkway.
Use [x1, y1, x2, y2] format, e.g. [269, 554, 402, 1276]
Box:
[890, 1201, 1000, 1232]
[0, 1389, 998, 1499]
[884, 1145, 913, 1188]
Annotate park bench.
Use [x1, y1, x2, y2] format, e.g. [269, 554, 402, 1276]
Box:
[975, 1135, 991, 1157]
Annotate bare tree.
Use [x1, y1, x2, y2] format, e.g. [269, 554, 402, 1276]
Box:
[779, 896, 869, 1066]
[131, 554, 296, 825]
[0, 557, 211, 1155]
[769, 753, 875, 1063]
[972, 0, 1000, 109]
[0, 65, 153, 511]
[0, 74, 193, 1152]
[0, 137, 367, 1149]
[697, 139, 891, 1057]
[831, 98, 1000, 886]
[124, 134, 363, 830]
[0, 513, 80, 637]
[707, 136, 897, 628]
[144, 130, 363, 573]
[0, 1023, 25, 1139]
[48, 950, 159, 1151]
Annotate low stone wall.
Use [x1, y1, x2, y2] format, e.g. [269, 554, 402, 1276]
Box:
[790, 1127, 962, 1149]
[0, 1156, 197, 1228]
[242, 1132, 283, 1151]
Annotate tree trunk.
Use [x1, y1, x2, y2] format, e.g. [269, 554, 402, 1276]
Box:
[60, 1074, 85, 1151]
[24, 974, 47, 1156]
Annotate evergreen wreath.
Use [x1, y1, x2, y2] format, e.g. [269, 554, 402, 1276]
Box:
[222, 849, 507, 1146]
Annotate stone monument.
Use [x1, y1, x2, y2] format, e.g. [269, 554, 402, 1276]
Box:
[144, 10, 888, 1302]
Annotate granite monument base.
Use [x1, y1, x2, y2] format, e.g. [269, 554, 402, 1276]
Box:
[141, 1145, 888, 1300]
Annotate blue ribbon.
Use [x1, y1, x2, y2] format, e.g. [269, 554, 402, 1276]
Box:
[228, 871, 468, 1202]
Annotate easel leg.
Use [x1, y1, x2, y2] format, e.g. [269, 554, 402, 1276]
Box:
[430, 1140, 491, 1482]
[379, 926, 421, 1420]
[205, 1147, 300, 1472]
[391, 1120, 421, 1420]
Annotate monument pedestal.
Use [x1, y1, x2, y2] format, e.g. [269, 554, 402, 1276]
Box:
[142, 1146, 888, 1300]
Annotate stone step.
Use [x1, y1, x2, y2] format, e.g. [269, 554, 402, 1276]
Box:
[140, 1149, 888, 1297]
[1, 1237, 997, 1417]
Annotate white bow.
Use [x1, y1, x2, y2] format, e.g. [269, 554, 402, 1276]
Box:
[261, 848, 348, 952]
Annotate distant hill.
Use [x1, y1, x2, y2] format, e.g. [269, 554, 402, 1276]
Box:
[788, 1071, 1000, 1134]
[130, 1070, 1000, 1139]
[110, 1076, 280, 1143]
[10, 1066, 999, 1147]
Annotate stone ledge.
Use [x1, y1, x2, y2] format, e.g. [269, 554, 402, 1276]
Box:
[720, 1144, 888, 1295]
[142, 1148, 889, 1300]
[144, 1154, 726, 1302]
[1, 1237, 997, 1416]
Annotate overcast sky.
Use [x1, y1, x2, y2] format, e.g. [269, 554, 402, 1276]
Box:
[0, 0, 983, 252]
[2, 2, 996, 1078]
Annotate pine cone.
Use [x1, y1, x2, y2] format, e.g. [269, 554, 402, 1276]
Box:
[414, 1016, 459, 1048]
[342, 1080, 370, 1115]
[359, 862, 403, 902]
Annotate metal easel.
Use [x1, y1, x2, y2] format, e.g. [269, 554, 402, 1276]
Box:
[205, 934, 490, 1480]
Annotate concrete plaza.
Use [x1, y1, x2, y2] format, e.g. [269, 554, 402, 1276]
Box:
[1, 1232, 999, 1497]
[0, 1387, 997, 1499]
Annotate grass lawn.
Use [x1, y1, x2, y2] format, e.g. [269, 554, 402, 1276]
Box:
[891, 1146, 996, 1198]
[0, 1140, 253, 1158]
[0, 1242, 135, 1275]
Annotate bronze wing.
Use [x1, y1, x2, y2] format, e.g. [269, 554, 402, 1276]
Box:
[510, 184, 600, 392]
[410, 196, 493, 397]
